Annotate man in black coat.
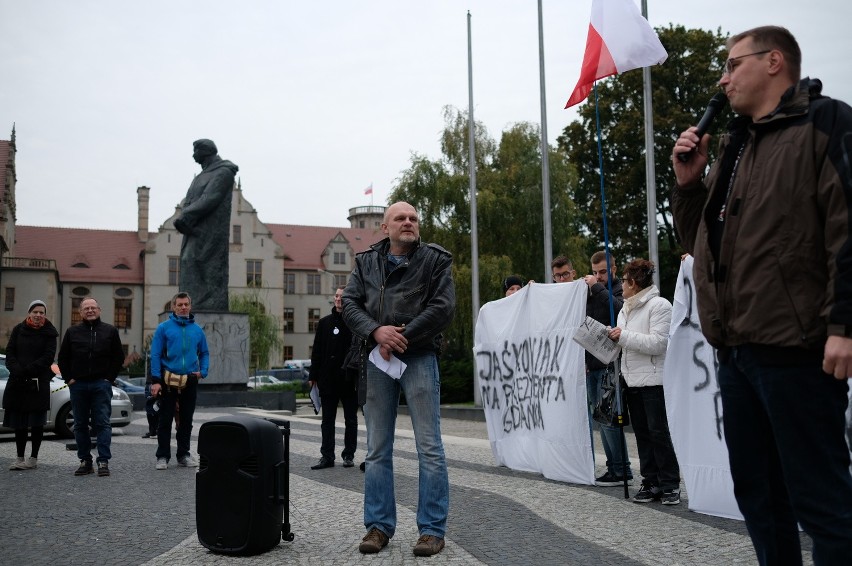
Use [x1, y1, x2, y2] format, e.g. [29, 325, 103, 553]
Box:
[308, 286, 358, 469]
[57, 297, 124, 477]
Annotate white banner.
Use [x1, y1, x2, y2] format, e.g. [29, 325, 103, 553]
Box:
[664, 257, 742, 520]
[474, 281, 594, 485]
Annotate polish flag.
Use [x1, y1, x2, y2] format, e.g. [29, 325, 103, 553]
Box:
[565, 0, 667, 108]
[364, 184, 373, 195]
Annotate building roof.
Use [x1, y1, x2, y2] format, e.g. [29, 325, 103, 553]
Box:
[268, 223, 382, 270]
[15, 226, 147, 284]
[14, 222, 383, 281]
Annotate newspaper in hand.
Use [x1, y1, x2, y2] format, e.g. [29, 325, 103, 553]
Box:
[572, 316, 621, 364]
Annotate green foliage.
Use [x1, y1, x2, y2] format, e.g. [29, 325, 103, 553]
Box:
[557, 25, 732, 296]
[439, 357, 474, 403]
[229, 290, 283, 373]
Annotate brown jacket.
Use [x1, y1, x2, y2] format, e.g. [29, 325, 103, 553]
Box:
[672, 78, 852, 349]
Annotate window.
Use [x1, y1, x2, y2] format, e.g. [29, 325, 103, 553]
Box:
[114, 299, 132, 329]
[233, 225, 241, 244]
[333, 252, 346, 265]
[282, 346, 293, 361]
[283, 308, 294, 333]
[307, 273, 321, 295]
[334, 274, 348, 289]
[308, 308, 321, 332]
[168, 257, 179, 286]
[283, 273, 295, 294]
[70, 297, 83, 325]
[3, 287, 14, 311]
[115, 287, 133, 297]
[247, 260, 263, 287]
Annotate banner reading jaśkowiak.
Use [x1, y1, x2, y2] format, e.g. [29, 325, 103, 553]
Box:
[474, 281, 594, 485]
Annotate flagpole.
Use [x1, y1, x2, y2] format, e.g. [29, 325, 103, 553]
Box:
[468, 11, 482, 408]
[641, 0, 660, 288]
[537, 0, 553, 282]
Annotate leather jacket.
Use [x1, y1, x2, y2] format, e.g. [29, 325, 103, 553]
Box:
[342, 238, 455, 355]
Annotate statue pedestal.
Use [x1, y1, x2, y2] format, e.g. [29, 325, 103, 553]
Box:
[157, 311, 249, 385]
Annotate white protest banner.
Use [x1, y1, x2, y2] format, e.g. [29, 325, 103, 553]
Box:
[474, 281, 594, 485]
[664, 256, 742, 520]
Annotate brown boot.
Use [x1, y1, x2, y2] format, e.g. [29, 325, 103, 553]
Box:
[359, 528, 389, 554]
[413, 534, 445, 556]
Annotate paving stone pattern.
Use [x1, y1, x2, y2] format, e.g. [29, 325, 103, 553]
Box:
[0, 407, 813, 565]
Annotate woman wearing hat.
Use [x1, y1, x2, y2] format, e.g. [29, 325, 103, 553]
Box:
[502, 275, 525, 297]
[3, 300, 59, 470]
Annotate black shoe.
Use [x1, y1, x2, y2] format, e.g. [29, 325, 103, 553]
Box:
[661, 489, 681, 505]
[142, 432, 156, 438]
[595, 471, 634, 487]
[359, 461, 366, 472]
[633, 481, 663, 503]
[74, 460, 93, 476]
[342, 457, 354, 468]
[311, 457, 334, 470]
[97, 461, 110, 477]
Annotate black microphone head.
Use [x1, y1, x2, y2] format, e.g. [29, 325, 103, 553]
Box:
[708, 91, 728, 110]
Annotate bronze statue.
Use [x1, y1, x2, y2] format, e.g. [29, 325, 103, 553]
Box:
[173, 139, 238, 311]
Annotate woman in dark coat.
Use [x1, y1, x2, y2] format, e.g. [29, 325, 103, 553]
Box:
[3, 300, 59, 470]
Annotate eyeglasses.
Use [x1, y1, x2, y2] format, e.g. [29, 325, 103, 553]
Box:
[724, 50, 771, 75]
[552, 270, 574, 281]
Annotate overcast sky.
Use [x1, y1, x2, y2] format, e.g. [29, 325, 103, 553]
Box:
[2, 1, 850, 232]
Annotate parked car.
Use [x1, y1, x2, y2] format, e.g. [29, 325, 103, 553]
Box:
[0, 354, 133, 438]
[254, 367, 310, 392]
[122, 376, 147, 387]
[114, 377, 145, 393]
[283, 359, 311, 371]
[247, 374, 283, 389]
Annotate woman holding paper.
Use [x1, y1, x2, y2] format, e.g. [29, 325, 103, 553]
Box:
[608, 259, 680, 505]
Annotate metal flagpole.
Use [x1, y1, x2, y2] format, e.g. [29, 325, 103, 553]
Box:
[468, 11, 482, 407]
[538, 0, 553, 281]
[641, 0, 660, 288]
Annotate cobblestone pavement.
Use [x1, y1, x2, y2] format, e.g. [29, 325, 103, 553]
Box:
[0, 406, 814, 565]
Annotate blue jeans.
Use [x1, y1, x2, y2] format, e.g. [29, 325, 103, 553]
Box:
[363, 353, 448, 539]
[625, 385, 680, 491]
[586, 368, 633, 477]
[156, 376, 198, 461]
[719, 344, 852, 566]
[69, 379, 113, 462]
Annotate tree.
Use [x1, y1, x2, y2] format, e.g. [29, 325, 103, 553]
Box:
[389, 107, 584, 398]
[229, 291, 283, 373]
[557, 25, 732, 296]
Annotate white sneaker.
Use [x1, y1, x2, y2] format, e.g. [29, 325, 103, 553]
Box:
[156, 458, 168, 470]
[25, 457, 37, 469]
[178, 455, 198, 467]
[9, 457, 28, 470]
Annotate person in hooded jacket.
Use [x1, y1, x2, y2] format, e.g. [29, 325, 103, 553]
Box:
[3, 300, 59, 470]
[608, 259, 680, 505]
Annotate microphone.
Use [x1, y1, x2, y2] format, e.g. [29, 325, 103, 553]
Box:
[677, 92, 728, 162]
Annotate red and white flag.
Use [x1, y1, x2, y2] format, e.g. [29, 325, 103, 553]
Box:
[364, 183, 373, 195]
[564, 0, 667, 108]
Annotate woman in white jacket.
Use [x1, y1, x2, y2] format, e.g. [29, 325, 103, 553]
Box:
[608, 259, 681, 505]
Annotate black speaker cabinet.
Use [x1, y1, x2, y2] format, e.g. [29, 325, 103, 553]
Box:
[196, 415, 293, 555]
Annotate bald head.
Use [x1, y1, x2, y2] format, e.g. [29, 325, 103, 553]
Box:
[382, 201, 420, 254]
